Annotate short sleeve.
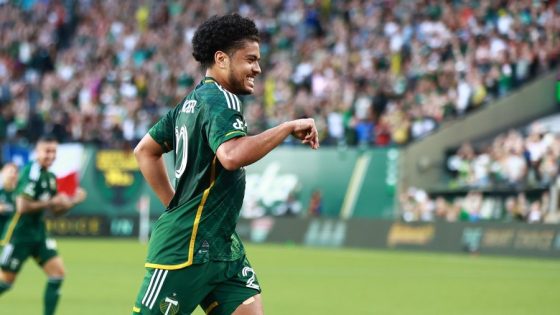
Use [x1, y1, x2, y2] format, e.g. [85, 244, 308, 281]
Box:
[206, 106, 247, 153]
[20, 180, 37, 199]
[50, 173, 58, 195]
[17, 164, 38, 200]
[148, 108, 175, 153]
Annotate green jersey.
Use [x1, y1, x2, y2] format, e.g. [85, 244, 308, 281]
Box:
[0, 187, 16, 239]
[1, 162, 57, 244]
[145, 77, 248, 270]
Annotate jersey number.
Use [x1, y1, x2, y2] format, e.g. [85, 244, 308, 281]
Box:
[242, 267, 260, 290]
[175, 126, 188, 178]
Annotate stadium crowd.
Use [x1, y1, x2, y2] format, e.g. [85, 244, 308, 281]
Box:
[399, 118, 560, 224]
[447, 122, 560, 189]
[399, 186, 559, 223]
[0, 0, 559, 148]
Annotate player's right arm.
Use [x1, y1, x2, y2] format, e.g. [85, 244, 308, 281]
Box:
[16, 195, 54, 214]
[134, 134, 175, 207]
[134, 109, 176, 207]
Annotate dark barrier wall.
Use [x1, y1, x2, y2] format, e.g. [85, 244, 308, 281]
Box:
[45, 215, 141, 237]
[237, 218, 560, 258]
[46, 216, 560, 259]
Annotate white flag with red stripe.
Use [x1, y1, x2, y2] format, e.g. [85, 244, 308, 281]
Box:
[49, 143, 85, 197]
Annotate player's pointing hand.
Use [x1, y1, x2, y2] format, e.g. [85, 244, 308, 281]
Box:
[291, 118, 320, 150]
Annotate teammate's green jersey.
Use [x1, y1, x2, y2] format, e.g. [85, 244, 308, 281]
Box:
[0, 187, 16, 239]
[145, 77, 249, 270]
[1, 162, 57, 244]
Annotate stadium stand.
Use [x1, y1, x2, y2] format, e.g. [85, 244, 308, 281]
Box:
[0, 0, 559, 149]
[400, 114, 560, 224]
[446, 121, 560, 189]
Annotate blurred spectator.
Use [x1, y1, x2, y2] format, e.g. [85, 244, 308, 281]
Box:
[274, 191, 303, 217]
[447, 122, 560, 190]
[527, 199, 544, 223]
[458, 191, 483, 222]
[399, 187, 435, 222]
[1, 0, 559, 148]
[308, 189, 323, 217]
[432, 116, 560, 223]
[402, 187, 552, 224]
[507, 192, 529, 221]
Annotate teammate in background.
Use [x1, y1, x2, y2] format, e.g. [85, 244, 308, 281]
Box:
[0, 164, 18, 239]
[132, 14, 318, 315]
[0, 135, 87, 315]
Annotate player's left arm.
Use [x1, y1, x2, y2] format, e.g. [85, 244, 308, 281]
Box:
[62, 187, 88, 208]
[216, 118, 319, 170]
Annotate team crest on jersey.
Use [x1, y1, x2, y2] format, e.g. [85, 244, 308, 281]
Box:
[159, 293, 180, 315]
[181, 100, 197, 114]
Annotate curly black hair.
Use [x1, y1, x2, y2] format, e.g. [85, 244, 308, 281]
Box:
[192, 13, 260, 70]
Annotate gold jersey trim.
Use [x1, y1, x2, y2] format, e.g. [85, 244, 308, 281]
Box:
[1, 212, 21, 245]
[205, 301, 219, 314]
[144, 157, 217, 270]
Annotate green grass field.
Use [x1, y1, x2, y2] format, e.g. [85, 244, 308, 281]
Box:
[1, 239, 559, 315]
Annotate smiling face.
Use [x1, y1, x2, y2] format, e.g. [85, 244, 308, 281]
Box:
[36, 140, 58, 169]
[212, 40, 261, 95]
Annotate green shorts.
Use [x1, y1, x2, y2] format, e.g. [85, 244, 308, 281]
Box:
[0, 238, 59, 273]
[132, 256, 261, 315]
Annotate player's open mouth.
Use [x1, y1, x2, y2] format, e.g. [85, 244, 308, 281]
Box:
[247, 77, 254, 86]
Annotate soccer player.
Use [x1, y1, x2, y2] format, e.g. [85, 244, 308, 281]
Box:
[0, 135, 87, 315]
[132, 13, 318, 315]
[0, 163, 18, 239]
